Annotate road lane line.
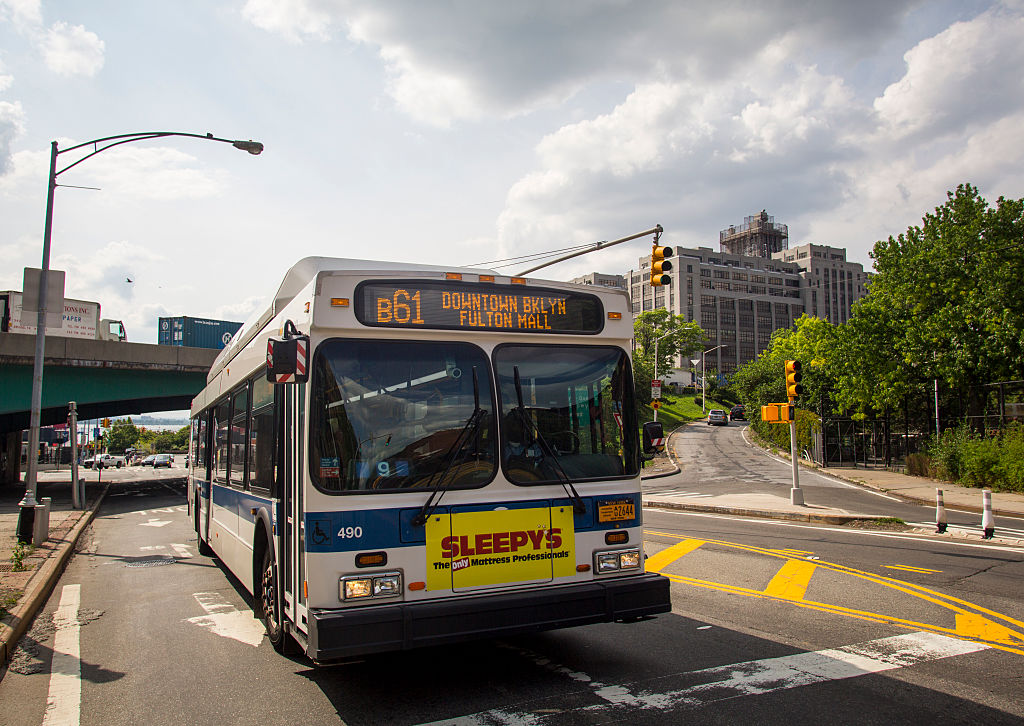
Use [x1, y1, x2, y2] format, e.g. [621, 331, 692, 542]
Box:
[419, 632, 986, 724]
[645, 538, 704, 572]
[646, 530, 1024, 651]
[884, 565, 942, 574]
[763, 559, 817, 600]
[43, 584, 81, 726]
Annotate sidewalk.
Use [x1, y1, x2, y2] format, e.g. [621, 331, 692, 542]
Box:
[0, 475, 108, 670]
[641, 426, 1024, 540]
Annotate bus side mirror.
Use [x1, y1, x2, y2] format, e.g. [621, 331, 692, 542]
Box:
[642, 421, 665, 455]
[267, 326, 309, 384]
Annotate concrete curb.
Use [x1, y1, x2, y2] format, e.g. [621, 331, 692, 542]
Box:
[0, 483, 110, 671]
[643, 498, 880, 525]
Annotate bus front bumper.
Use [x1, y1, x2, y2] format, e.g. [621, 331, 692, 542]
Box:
[307, 572, 671, 661]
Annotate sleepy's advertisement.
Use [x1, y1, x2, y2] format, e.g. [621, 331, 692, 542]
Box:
[425, 506, 576, 590]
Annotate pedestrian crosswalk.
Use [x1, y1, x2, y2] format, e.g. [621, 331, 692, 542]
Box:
[647, 489, 714, 499]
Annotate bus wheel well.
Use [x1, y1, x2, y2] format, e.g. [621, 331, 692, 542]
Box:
[253, 522, 270, 605]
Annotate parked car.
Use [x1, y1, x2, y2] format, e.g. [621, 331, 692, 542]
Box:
[81, 455, 97, 469]
[140, 455, 157, 466]
[152, 453, 173, 468]
[707, 409, 728, 426]
[730, 404, 746, 421]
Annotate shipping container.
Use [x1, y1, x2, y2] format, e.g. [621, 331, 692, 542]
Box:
[158, 316, 243, 349]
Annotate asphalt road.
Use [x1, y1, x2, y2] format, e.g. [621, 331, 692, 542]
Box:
[1, 475, 1022, 723]
[657, 422, 1024, 535]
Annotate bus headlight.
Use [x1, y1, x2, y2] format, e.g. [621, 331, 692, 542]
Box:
[595, 548, 641, 574]
[341, 572, 403, 601]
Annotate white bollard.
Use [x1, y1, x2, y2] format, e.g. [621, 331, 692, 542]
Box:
[981, 489, 994, 539]
[935, 489, 947, 534]
[33, 503, 48, 545]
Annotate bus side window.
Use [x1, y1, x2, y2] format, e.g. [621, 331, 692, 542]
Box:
[249, 375, 276, 494]
[230, 385, 249, 488]
[214, 401, 230, 483]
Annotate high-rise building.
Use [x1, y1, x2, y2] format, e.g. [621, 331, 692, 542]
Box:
[568, 272, 627, 290]
[622, 214, 868, 377]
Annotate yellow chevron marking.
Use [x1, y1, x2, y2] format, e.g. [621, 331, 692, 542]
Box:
[763, 559, 818, 600]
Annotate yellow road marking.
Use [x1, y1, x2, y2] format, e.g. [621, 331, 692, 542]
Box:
[885, 565, 943, 574]
[646, 538, 704, 572]
[645, 530, 1024, 654]
[763, 559, 817, 600]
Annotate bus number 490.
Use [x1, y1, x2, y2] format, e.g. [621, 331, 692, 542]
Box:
[338, 526, 364, 539]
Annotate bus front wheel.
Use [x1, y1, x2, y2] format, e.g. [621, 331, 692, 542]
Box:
[259, 547, 288, 653]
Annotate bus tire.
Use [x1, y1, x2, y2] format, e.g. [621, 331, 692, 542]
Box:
[196, 496, 214, 556]
[259, 546, 289, 653]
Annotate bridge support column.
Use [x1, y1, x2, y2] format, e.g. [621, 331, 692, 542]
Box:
[0, 430, 21, 487]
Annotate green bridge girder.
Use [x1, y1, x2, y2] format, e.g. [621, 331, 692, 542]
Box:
[0, 332, 218, 433]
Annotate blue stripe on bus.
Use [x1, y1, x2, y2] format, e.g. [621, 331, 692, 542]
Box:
[304, 492, 640, 553]
[209, 483, 282, 531]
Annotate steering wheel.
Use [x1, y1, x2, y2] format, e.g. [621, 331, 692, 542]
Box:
[551, 431, 580, 456]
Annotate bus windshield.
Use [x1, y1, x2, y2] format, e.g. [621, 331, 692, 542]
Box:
[494, 344, 638, 484]
[310, 339, 497, 492]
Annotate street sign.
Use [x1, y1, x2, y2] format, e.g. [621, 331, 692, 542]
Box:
[651, 400, 661, 409]
[651, 379, 662, 399]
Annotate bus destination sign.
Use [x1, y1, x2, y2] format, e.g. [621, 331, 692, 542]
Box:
[356, 280, 604, 334]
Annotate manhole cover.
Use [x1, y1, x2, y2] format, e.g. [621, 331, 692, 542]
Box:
[123, 556, 177, 568]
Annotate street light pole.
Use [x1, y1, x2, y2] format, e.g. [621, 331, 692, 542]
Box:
[16, 131, 263, 543]
[652, 331, 672, 421]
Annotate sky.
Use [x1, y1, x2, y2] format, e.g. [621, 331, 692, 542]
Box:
[2, 0, 1024, 346]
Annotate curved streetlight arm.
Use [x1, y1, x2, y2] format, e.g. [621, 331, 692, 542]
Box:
[16, 128, 263, 542]
[56, 131, 263, 178]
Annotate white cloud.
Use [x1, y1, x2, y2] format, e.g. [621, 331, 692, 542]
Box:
[874, 6, 1024, 140]
[0, 0, 42, 28]
[0, 101, 26, 175]
[41, 21, 105, 76]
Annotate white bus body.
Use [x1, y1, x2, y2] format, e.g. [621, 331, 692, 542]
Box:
[187, 257, 670, 661]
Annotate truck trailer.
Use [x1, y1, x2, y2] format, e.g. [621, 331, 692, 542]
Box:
[0, 291, 126, 341]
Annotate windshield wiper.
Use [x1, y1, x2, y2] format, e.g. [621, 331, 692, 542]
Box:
[411, 367, 485, 527]
[513, 366, 586, 515]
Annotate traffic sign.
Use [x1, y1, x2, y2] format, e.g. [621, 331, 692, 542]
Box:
[651, 400, 661, 410]
[651, 379, 662, 399]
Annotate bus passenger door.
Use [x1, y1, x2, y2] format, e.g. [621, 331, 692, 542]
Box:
[281, 383, 308, 636]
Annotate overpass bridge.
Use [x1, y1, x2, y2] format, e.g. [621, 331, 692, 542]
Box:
[1, 332, 219, 483]
[0, 332, 219, 431]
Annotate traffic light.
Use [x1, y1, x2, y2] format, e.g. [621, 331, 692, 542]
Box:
[785, 360, 804, 399]
[102, 417, 111, 428]
[650, 244, 673, 287]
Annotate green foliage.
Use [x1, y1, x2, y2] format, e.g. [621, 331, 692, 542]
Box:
[632, 310, 704, 409]
[137, 424, 190, 452]
[749, 407, 819, 454]
[833, 184, 1024, 417]
[105, 417, 140, 453]
[11, 541, 32, 572]
[918, 424, 1024, 492]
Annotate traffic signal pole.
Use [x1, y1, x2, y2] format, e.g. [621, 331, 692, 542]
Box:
[789, 404, 803, 505]
[785, 360, 805, 506]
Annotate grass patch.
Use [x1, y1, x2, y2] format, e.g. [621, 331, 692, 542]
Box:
[638, 393, 733, 429]
[0, 589, 20, 620]
[874, 516, 906, 525]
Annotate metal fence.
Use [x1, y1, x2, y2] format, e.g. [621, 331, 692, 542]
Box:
[817, 380, 1024, 469]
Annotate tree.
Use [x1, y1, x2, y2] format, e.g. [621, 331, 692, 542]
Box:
[632, 310, 704, 406]
[105, 417, 139, 454]
[833, 184, 1024, 420]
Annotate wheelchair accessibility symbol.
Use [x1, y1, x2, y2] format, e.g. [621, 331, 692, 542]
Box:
[310, 519, 331, 547]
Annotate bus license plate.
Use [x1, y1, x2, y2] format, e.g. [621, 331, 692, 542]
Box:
[598, 501, 635, 522]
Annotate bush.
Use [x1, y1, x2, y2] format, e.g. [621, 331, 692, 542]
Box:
[905, 453, 930, 477]
[927, 424, 973, 481]
[960, 437, 1001, 488]
[994, 425, 1024, 493]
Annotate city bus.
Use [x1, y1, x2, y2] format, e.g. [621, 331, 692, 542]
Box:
[187, 257, 671, 661]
